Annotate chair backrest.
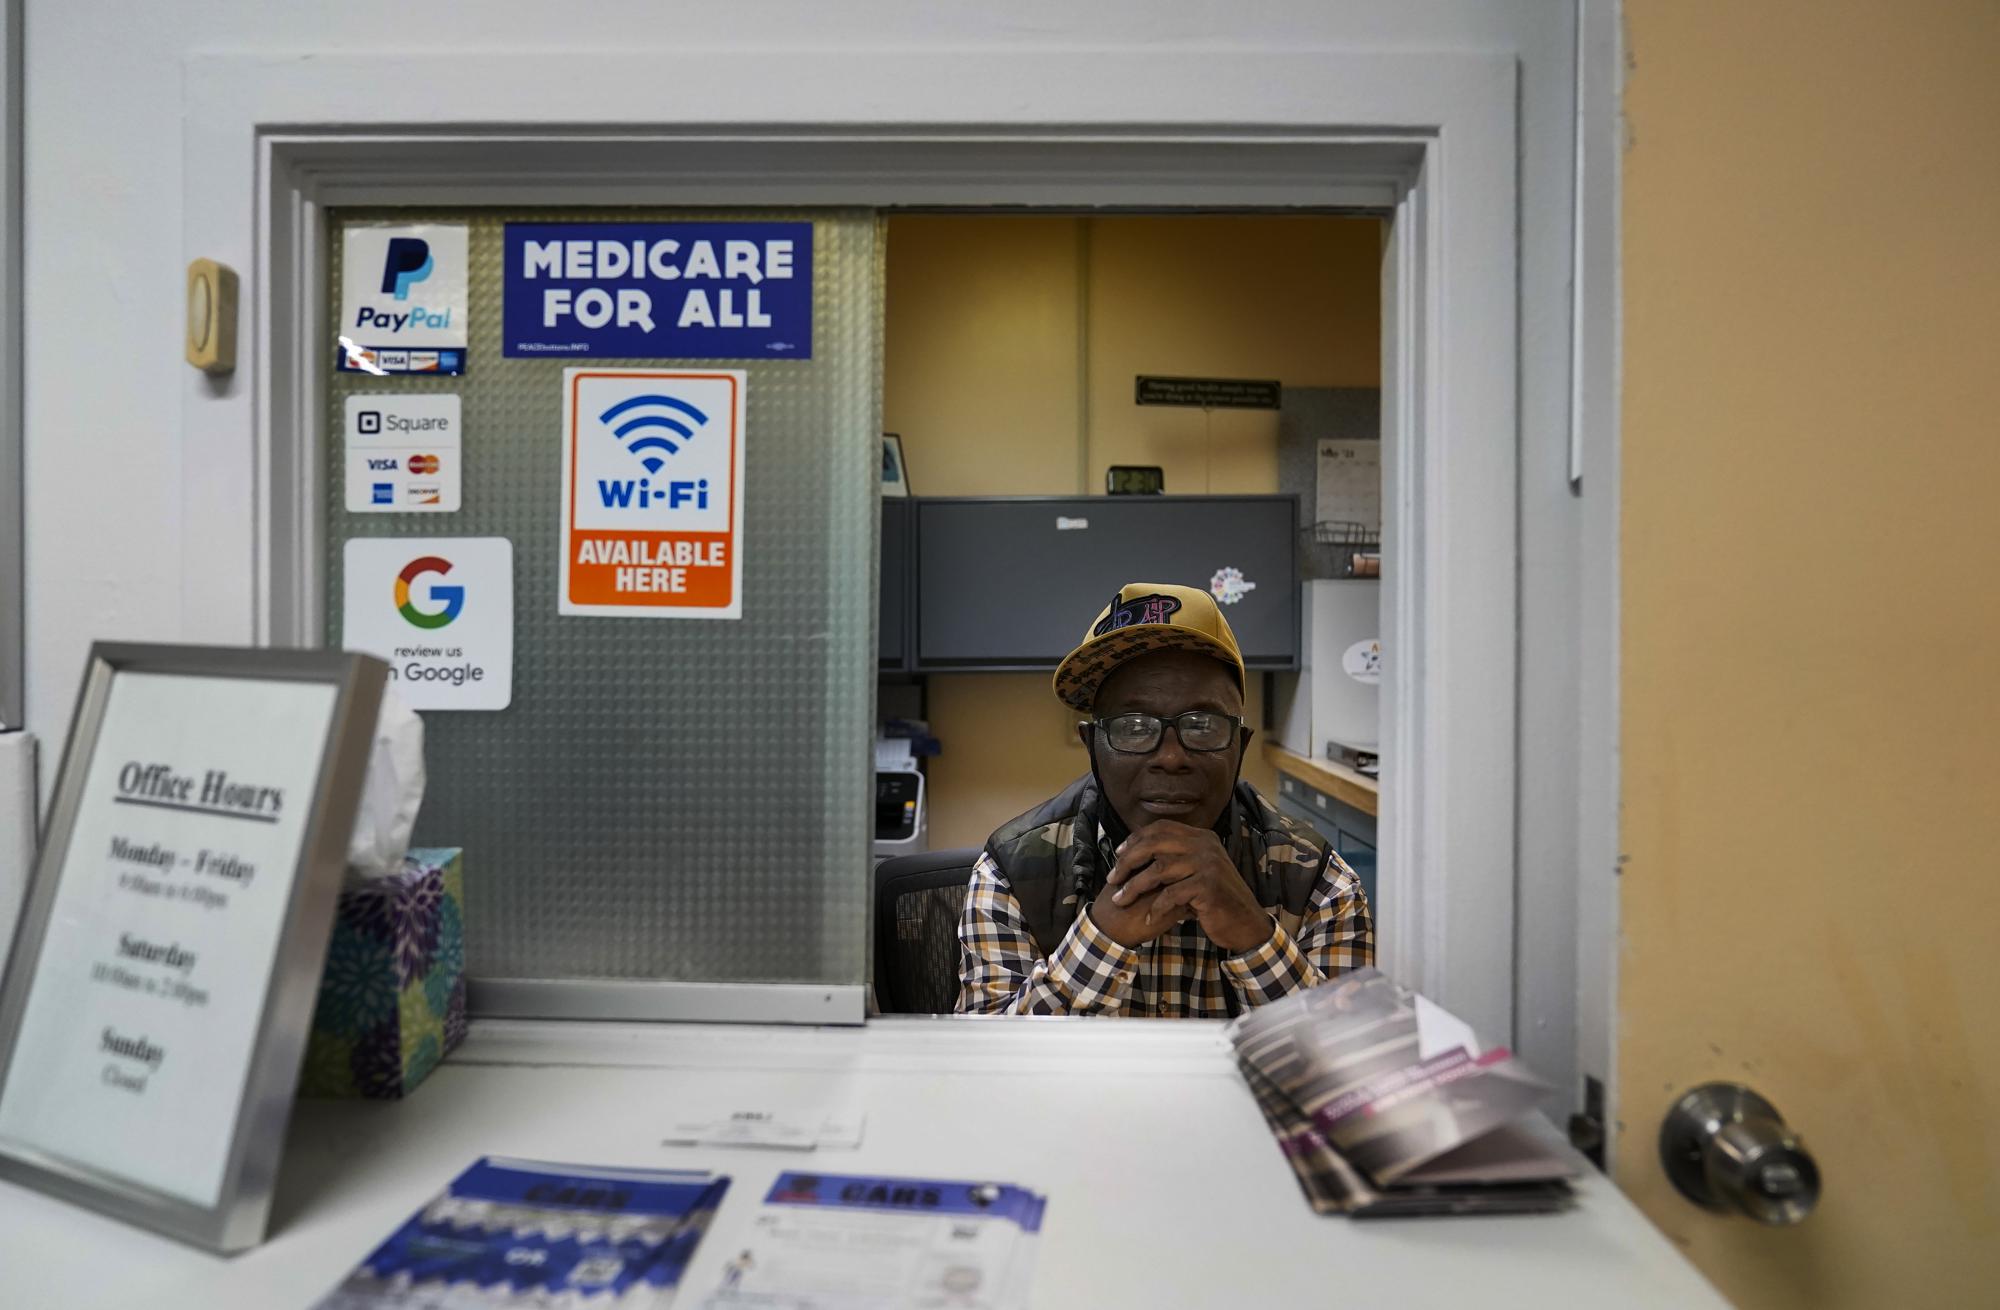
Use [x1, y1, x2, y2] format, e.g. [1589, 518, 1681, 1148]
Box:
[873, 848, 981, 1015]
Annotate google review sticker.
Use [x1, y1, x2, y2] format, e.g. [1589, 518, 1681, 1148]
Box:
[341, 537, 513, 710]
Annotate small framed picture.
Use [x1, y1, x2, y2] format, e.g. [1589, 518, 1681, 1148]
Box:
[881, 433, 911, 498]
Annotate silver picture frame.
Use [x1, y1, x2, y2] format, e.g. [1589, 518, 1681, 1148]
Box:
[0, 642, 385, 1252]
[881, 432, 911, 498]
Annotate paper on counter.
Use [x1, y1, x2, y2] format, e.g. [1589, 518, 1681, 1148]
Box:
[1227, 969, 1566, 1212]
[701, 1171, 1046, 1310]
[1414, 993, 1481, 1060]
[874, 738, 917, 771]
[664, 1099, 865, 1152]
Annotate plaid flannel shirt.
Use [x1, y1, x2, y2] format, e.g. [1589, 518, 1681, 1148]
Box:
[957, 819, 1373, 1018]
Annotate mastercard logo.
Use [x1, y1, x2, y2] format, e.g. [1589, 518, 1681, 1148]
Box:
[407, 453, 440, 475]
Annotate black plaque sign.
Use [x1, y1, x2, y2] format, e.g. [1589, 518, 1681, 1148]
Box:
[1134, 376, 1282, 410]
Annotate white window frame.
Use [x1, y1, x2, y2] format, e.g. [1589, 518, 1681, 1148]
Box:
[182, 47, 1523, 1037]
[0, 0, 20, 734]
[1569, 0, 1626, 1150]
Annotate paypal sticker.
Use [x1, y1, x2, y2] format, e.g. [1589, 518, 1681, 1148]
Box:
[339, 224, 470, 375]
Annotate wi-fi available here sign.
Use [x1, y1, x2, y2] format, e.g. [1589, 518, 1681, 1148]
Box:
[559, 368, 747, 619]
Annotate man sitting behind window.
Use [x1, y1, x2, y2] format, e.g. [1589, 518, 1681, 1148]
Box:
[957, 583, 1373, 1017]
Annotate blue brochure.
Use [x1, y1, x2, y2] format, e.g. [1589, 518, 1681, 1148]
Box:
[316, 1156, 731, 1308]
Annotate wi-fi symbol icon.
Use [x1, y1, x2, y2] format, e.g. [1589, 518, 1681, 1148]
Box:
[598, 394, 711, 475]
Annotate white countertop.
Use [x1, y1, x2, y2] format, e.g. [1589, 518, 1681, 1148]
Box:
[0, 1017, 1722, 1308]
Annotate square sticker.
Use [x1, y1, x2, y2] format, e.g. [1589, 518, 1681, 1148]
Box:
[344, 394, 463, 514]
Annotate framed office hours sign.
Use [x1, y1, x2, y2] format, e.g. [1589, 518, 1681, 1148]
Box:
[0, 643, 385, 1252]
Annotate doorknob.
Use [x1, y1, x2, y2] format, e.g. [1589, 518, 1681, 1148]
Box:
[1659, 1082, 1821, 1225]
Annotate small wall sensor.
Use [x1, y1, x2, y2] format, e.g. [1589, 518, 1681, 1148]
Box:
[185, 259, 239, 376]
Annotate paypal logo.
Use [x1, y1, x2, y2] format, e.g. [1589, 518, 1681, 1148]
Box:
[381, 237, 434, 301]
[355, 305, 453, 332]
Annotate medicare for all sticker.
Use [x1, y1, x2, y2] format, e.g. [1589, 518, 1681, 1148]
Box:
[344, 395, 462, 513]
[560, 368, 746, 619]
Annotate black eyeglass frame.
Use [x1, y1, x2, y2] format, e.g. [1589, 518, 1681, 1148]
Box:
[1086, 710, 1248, 755]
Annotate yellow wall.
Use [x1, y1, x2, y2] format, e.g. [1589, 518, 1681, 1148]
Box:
[883, 217, 1083, 498]
[1618, 3, 2000, 1305]
[885, 214, 1380, 848]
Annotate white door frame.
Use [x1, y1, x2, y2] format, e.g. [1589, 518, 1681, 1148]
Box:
[183, 48, 1520, 1037]
[0, 0, 20, 735]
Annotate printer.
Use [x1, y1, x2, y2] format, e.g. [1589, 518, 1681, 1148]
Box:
[873, 770, 927, 864]
[873, 735, 929, 864]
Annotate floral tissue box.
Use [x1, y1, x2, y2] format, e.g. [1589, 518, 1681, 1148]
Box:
[299, 847, 466, 1099]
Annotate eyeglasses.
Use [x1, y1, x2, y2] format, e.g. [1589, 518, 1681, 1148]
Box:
[1090, 710, 1244, 755]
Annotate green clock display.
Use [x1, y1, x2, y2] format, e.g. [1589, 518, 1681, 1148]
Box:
[1105, 465, 1165, 495]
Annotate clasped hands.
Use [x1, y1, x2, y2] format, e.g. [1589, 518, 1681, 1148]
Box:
[1088, 821, 1273, 955]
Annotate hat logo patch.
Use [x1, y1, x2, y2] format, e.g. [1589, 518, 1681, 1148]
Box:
[1093, 592, 1182, 636]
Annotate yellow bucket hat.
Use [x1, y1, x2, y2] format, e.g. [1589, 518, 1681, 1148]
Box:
[1052, 582, 1247, 713]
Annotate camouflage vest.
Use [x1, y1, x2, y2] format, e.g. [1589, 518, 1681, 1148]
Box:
[983, 774, 1332, 960]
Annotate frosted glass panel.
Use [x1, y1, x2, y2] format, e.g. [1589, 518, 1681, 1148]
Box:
[326, 209, 879, 988]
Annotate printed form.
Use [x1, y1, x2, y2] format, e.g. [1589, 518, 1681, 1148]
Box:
[702, 1172, 1045, 1310]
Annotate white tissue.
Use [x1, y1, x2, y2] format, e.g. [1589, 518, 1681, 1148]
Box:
[346, 687, 426, 882]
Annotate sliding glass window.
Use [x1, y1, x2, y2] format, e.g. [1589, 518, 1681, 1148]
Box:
[323, 208, 882, 1016]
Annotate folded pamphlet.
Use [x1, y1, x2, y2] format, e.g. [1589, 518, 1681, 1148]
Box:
[700, 1171, 1047, 1310]
[315, 1156, 731, 1309]
[1229, 969, 1577, 1216]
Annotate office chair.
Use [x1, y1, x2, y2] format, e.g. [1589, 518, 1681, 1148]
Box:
[872, 848, 981, 1014]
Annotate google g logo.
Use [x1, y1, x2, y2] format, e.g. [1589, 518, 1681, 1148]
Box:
[395, 556, 464, 629]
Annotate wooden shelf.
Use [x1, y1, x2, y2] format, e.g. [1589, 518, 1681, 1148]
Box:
[1263, 741, 1378, 817]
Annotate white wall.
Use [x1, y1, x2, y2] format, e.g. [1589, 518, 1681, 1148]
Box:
[22, 0, 1577, 737]
[21, 0, 1589, 1092]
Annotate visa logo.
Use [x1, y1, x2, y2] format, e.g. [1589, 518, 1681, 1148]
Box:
[367, 458, 400, 471]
